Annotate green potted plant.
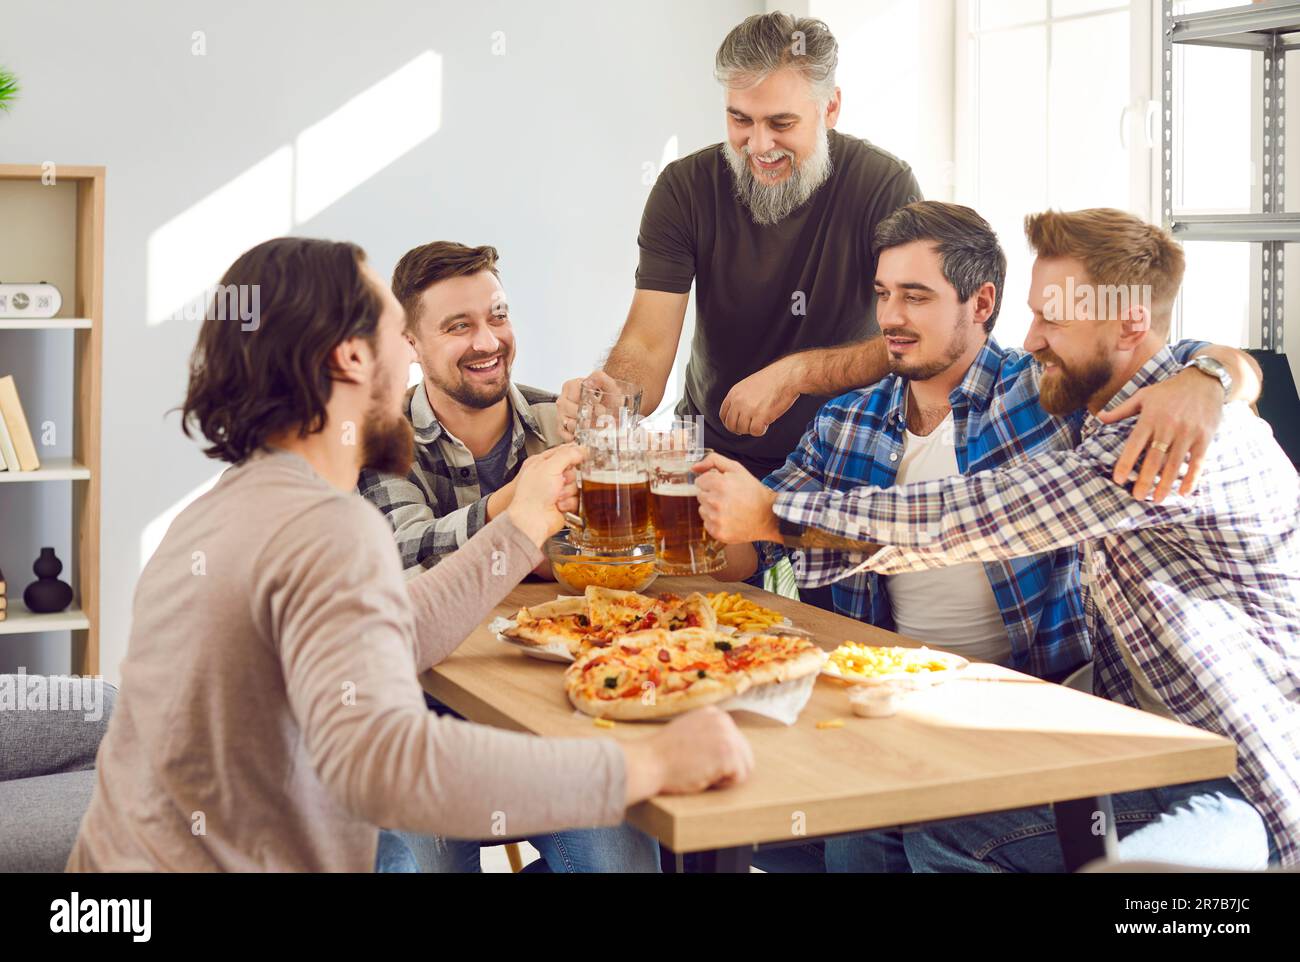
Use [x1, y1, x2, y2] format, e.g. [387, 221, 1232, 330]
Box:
[0, 68, 19, 112]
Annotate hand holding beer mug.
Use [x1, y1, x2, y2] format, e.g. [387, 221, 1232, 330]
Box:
[576, 374, 643, 437]
[647, 420, 725, 575]
[506, 443, 586, 547]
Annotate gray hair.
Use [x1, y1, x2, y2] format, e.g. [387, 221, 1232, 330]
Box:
[715, 12, 838, 105]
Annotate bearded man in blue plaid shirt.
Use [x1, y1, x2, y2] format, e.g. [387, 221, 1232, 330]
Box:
[700, 207, 1296, 871]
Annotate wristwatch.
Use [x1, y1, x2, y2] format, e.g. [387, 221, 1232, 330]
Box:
[1183, 355, 1233, 400]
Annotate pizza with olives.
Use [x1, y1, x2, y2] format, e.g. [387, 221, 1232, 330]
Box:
[503, 586, 717, 657]
[564, 627, 827, 720]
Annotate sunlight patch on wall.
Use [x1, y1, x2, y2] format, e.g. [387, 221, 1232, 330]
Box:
[146, 147, 293, 326]
[294, 51, 443, 223]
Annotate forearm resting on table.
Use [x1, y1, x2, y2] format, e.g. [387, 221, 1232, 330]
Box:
[325, 702, 628, 839]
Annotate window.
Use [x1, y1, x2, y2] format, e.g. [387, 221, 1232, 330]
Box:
[958, 1, 1144, 349]
[1166, 0, 1255, 348]
[957, 0, 1253, 349]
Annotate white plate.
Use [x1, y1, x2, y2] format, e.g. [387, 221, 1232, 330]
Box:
[489, 617, 575, 663]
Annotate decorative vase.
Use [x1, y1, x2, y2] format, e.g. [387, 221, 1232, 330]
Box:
[23, 547, 74, 614]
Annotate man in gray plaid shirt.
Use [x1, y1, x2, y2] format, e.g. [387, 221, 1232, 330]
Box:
[359, 241, 660, 872]
[359, 242, 565, 577]
[700, 208, 1299, 870]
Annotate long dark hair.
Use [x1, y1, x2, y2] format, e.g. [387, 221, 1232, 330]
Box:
[181, 237, 384, 463]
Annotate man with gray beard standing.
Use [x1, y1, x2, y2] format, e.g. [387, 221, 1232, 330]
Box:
[558, 12, 920, 480]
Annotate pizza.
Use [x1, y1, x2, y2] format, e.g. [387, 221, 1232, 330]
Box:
[564, 627, 827, 720]
[584, 586, 716, 634]
[503, 586, 718, 657]
[506, 596, 595, 654]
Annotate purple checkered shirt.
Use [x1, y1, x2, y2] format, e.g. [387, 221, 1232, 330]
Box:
[773, 347, 1300, 865]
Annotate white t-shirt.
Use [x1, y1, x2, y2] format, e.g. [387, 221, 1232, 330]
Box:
[884, 411, 1013, 665]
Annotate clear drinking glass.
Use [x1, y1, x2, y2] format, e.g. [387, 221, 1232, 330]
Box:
[576, 375, 643, 437]
[645, 420, 723, 575]
[571, 423, 651, 550]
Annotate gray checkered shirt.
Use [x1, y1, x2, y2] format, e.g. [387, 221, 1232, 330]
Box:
[359, 380, 562, 574]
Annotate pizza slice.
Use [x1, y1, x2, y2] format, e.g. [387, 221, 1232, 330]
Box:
[584, 586, 718, 633]
[717, 633, 829, 687]
[504, 596, 598, 656]
[664, 592, 719, 632]
[564, 629, 745, 720]
[584, 586, 660, 630]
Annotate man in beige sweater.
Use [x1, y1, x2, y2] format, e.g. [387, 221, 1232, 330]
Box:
[67, 237, 752, 872]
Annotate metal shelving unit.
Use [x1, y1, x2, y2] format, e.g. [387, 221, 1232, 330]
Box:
[1162, 0, 1300, 352]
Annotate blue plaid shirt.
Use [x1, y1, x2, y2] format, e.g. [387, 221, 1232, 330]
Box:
[757, 338, 1206, 679]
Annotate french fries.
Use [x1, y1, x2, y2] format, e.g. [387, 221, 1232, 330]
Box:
[826, 642, 957, 680]
[705, 591, 786, 632]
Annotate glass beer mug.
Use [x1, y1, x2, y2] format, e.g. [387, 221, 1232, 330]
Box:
[645, 419, 724, 575]
[567, 423, 651, 549]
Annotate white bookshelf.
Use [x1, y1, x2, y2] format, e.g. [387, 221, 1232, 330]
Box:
[0, 317, 93, 331]
[0, 457, 91, 483]
[0, 602, 90, 636]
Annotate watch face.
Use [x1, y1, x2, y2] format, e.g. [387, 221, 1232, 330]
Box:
[1193, 357, 1231, 391]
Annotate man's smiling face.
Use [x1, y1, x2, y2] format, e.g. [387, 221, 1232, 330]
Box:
[1024, 255, 1115, 416]
[722, 67, 839, 224]
[409, 270, 516, 410]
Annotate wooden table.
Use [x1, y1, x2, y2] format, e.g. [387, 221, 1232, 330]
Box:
[422, 576, 1236, 872]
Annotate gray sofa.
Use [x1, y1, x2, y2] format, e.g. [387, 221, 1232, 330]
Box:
[0, 673, 117, 872]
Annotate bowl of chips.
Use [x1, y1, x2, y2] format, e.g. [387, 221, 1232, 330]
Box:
[546, 530, 658, 593]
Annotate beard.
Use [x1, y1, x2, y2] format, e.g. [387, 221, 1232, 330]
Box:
[427, 347, 513, 410]
[886, 311, 975, 382]
[1035, 347, 1113, 416]
[361, 363, 415, 476]
[723, 120, 833, 226]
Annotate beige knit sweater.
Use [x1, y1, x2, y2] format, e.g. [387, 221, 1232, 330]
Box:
[68, 449, 625, 871]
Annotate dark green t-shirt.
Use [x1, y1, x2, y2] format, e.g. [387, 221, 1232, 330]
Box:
[635, 129, 921, 477]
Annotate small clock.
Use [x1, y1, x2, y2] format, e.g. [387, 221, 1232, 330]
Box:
[0, 282, 63, 318]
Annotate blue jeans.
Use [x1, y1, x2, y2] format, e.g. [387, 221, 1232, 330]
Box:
[375, 828, 421, 872]
[378, 824, 661, 873]
[818, 777, 1278, 873]
[376, 694, 661, 872]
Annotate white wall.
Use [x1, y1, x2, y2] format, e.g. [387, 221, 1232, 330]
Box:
[810, 0, 955, 201]
[0, 0, 758, 683]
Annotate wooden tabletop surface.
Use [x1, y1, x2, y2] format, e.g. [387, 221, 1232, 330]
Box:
[422, 575, 1235, 853]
